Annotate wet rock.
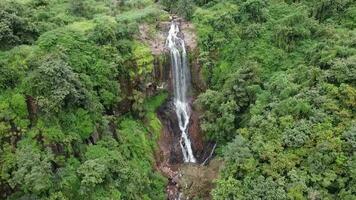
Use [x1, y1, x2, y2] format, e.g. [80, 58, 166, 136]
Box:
[149, 15, 216, 200]
[188, 103, 205, 162]
[157, 98, 184, 164]
[157, 97, 209, 165]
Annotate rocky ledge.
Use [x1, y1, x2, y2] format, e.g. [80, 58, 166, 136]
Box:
[138, 16, 197, 55]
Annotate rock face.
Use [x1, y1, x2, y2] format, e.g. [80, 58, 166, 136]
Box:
[140, 16, 213, 199]
[157, 99, 184, 164]
[138, 17, 197, 56]
[138, 15, 206, 94]
[156, 97, 206, 165]
[151, 18, 206, 165]
[138, 23, 167, 56]
[157, 97, 211, 200]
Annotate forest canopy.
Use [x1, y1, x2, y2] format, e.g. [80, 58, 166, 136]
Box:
[0, 0, 168, 199]
[0, 0, 355, 200]
[191, 0, 355, 199]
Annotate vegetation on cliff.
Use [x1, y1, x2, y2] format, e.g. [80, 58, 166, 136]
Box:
[0, 0, 168, 199]
[190, 0, 355, 199]
[1, 0, 355, 199]
[161, 0, 355, 198]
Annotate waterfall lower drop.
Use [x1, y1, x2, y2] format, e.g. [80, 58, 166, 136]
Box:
[166, 21, 196, 163]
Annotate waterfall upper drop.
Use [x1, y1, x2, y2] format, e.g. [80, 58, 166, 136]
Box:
[166, 21, 196, 163]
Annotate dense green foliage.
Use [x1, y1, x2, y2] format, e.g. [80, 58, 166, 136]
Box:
[1, 0, 355, 199]
[193, 0, 355, 199]
[160, 0, 198, 19]
[0, 0, 168, 199]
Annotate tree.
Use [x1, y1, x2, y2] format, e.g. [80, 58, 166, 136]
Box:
[9, 142, 53, 195]
[274, 12, 315, 51]
[195, 1, 355, 199]
[327, 56, 356, 84]
[69, 0, 92, 18]
[223, 135, 252, 166]
[160, 0, 195, 20]
[77, 159, 108, 193]
[25, 55, 87, 113]
[243, 176, 287, 200]
[238, 0, 268, 23]
[176, 0, 195, 20]
[0, 1, 38, 49]
[59, 109, 95, 140]
[212, 177, 244, 200]
[282, 120, 311, 148]
[312, 0, 353, 22]
[89, 16, 119, 45]
[342, 126, 356, 155]
[197, 89, 237, 143]
[56, 158, 81, 199]
[0, 46, 34, 90]
[197, 63, 260, 144]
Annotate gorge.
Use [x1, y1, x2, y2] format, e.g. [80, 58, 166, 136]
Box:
[146, 17, 218, 199]
[166, 21, 196, 163]
[1, 1, 354, 200]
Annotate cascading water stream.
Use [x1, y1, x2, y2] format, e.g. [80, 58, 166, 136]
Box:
[166, 21, 196, 163]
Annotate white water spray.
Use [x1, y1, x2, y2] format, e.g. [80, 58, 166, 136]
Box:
[166, 22, 196, 163]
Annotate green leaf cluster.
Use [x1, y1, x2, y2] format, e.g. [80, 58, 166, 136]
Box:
[194, 0, 356, 199]
[0, 0, 167, 199]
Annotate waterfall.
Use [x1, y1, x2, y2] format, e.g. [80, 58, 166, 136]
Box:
[166, 22, 196, 163]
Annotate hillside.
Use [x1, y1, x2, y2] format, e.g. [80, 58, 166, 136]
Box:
[0, 0, 169, 199]
[0, 0, 355, 200]
[191, 0, 356, 199]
